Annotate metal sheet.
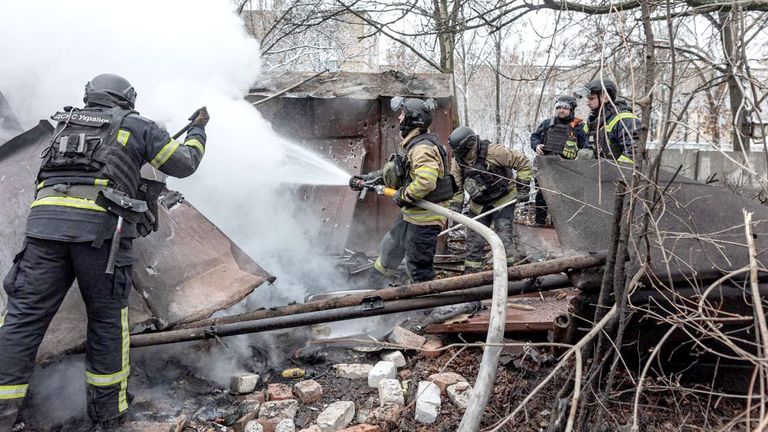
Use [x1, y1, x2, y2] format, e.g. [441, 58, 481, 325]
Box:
[251, 75, 457, 254]
[0, 123, 273, 360]
[536, 158, 768, 275]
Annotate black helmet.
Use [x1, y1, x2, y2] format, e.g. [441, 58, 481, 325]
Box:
[391, 96, 437, 134]
[84, 73, 137, 109]
[448, 126, 476, 160]
[555, 95, 577, 110]
[578, 79, 617, 100]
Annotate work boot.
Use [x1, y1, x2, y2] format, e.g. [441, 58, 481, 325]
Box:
[0, 400, 21, 432]
[365, 269, 393, 290]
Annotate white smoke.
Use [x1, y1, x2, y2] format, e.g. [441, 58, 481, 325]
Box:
[1, 0, 358, 423]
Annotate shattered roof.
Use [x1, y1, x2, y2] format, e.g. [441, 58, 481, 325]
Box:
[249, 70, 453, 99]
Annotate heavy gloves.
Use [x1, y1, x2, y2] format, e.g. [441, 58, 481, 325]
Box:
[349, 175, 365, 191]
[562, 140, 578, 159]
[392, 188, 410, 208]
[189, 106, 210, 128]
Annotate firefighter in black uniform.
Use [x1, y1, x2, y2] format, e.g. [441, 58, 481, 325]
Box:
[0, 73, 209, 430]
[575, 78, 641, 163]
[529, 95, 587, 226]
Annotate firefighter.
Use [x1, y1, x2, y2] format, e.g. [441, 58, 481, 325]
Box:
[350, 97, 454, 284]
[0, 73, 209, 430]
[575, 78, 641, 163]
[529, 95, 588, 226]
[447, 127, 533, 271]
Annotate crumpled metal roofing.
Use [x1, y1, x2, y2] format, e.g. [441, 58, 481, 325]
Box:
[536, 157, 768, 276]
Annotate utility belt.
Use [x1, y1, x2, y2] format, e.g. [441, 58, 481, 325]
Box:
[35, 177, 164, 241]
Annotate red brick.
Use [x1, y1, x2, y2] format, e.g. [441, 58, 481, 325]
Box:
[419, 336, 444, 358]
[339, 425, 382, 432]
[293, 379, 323, 403]
[267, 383, 295, 401]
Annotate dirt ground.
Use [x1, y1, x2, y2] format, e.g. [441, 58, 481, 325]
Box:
[14, 335, 751, 432]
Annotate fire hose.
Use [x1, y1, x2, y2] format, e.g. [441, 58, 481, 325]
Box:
[348, 180, 508, 432]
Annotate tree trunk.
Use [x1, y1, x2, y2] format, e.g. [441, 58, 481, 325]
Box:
[719, 11, 751, 152]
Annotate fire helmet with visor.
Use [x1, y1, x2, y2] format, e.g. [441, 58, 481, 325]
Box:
[390, 96, 437, 135]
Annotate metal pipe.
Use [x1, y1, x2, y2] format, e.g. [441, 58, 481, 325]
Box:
[176, 252, 607, 330]
[113, 275, 571, 349]
[413, 199, 507, 432]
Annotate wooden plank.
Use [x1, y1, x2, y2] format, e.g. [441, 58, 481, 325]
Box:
[425, 290, 577, 335]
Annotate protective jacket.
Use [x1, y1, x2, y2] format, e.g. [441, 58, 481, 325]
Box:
[449, 141, 532, 215]
[395, 128, 452, 227]
[530, 116, 588, 159]
[585, 100, 640, 163]
[27, 102, 206, 243]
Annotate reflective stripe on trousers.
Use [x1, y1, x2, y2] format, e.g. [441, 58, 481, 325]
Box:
[0, 385, 27, 400]
[85, 307, 130, 414]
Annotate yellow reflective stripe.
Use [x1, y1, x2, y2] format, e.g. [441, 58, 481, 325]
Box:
[116, 129, 131, 146]
[374, 258, 396, 277]
[401, 209, 446, 223]
[119, 307, 130, 412]
[184, 138, 205, 155]
[150, 139, 180, 169]
[37, 181, 45, 190]
[85, 366, 130, 387]
[414, 167, 438, 177]
[605, 112, 637, 133]
[0, 384, 28, 400]
[617, 155, 634, 164]
[94, 178, 109, 186]
[31, 196, 106, 212]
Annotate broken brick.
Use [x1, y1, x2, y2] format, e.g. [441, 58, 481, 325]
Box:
[368, 361, 397, 388]
[293, 379, 323, 404]
[259, 399, 299, 422]
[334, 363, 373, 379]
[316, 401, 355, 432]
[268, 383, 295, 401]
[365, 404, 404, 432]
[339, 425, 381, 432]
[379, 350, 406, 368]
[387, 326, 426, 350]
[231, 373, 260, 394]
[419, 337, 444, 358]
[427, 372, 467, 393]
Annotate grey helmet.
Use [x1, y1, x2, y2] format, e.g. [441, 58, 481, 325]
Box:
[447, 126, 477, 160]
[84, 73, 137, 109]
[391, 96, 437, 134]
[555, 95, 578, 110]
[576, 78, 618, 100]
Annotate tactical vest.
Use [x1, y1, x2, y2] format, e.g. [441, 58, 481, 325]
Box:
[400, 133, 456, 203]
[38, 107, 142, 198]
[542, 118, 579, 157]
[460, 139, 512, 205]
